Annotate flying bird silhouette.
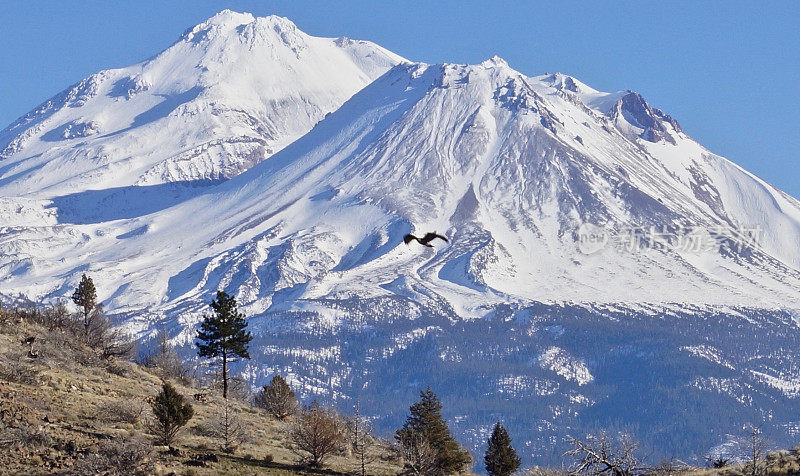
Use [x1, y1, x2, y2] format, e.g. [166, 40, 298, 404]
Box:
[404, 232, 448, 248]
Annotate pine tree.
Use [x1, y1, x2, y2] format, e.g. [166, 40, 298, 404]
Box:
[70, 274, 134, 357]
[254, 375, 299, 420]
[150, 382, 194, 446]
[395, 387, 472, 475]
[71, 274, 97, 340]
[195, 290, 252, 399]
[484, 422, 521, 476]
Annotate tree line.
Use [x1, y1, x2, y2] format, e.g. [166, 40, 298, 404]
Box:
[160, 283, 800, 475]
[158, 284, 519, 474]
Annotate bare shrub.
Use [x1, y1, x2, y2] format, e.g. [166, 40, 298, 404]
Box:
[95, 317, 136, 360]
[40, 301, 72, 332]
[396, 432, 438, 476]
[0, 421, 52, 450]
[104, 360, 129, 376]
[38, 327, 84, 371]
[346, 400, 377, 476]
[766, 447, 800, 475]
[737, 424, 770, 476]
[139, 328, 192, 384]
[199, 373, 251, 402]
[208, 399, 249, 453]
[0, 358, 40, 385]
[9, 300, 71, 333]
[189, 421, 211, 437]
[520, 467, 570, 476]
[74, 436, 154, 475]
[647, 458, 692, 475]
[565, 431, 642, 476]
[99, 399, 146, 425]
[98, 437, 153, 473]
[290, 400, 346, 468]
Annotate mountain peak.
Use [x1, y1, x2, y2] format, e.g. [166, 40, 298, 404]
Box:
[182, 10, 253, 37]
[543, 72, 597, 95]
[0, 12, 404, 195]
[182, 10, 301, 44]
[609, 91, 682, 143]
[206, 9, 256, 25]
[480, 55, 509, 68]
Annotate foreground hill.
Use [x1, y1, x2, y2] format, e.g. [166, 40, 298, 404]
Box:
[0, 308, 403, 475]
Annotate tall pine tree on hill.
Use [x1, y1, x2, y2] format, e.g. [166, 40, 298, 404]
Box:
[71, 274, 98, 340]
[484, 422, 521, 476]
[196, 290, 252, 399]
[396, 387, 472, 475]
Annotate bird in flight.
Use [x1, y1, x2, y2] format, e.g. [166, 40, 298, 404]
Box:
[404, 232, 448, 248]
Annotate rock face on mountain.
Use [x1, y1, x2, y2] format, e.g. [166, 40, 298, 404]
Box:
[1, 11, 799, 465]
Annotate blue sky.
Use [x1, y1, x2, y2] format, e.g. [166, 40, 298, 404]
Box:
[2, 1, 799, 196]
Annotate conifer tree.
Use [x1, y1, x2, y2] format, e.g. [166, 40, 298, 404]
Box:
[195, 290, 252, 399]
[484, 422, 521, 476]
[150, 382, 194, 446]
[71, 274, 98, 340]
[254, 375, 299, 420]
[395, 387, 472, 475]
[70, 274, 134, 358]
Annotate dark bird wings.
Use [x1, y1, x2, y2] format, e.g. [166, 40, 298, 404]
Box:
[404, 232, 448, 246]
[420, 232, 448, 245]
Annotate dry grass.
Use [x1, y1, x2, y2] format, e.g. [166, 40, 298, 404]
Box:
[98, 398, 147, 425]
[0, 310, 404, 475]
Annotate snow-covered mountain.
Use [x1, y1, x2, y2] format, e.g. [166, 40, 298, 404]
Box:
[0, 10, 403, 198]
[2, 11, 799, 465]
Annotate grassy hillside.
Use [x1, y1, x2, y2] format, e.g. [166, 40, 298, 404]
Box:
[0, 307, 403, 475]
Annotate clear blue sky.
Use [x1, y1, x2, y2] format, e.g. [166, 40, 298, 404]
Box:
[2, 1, 799, 196]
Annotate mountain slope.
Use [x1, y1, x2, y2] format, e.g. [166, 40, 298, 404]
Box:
[0, 10, 404, 200]
[4, 59, 799, 313]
